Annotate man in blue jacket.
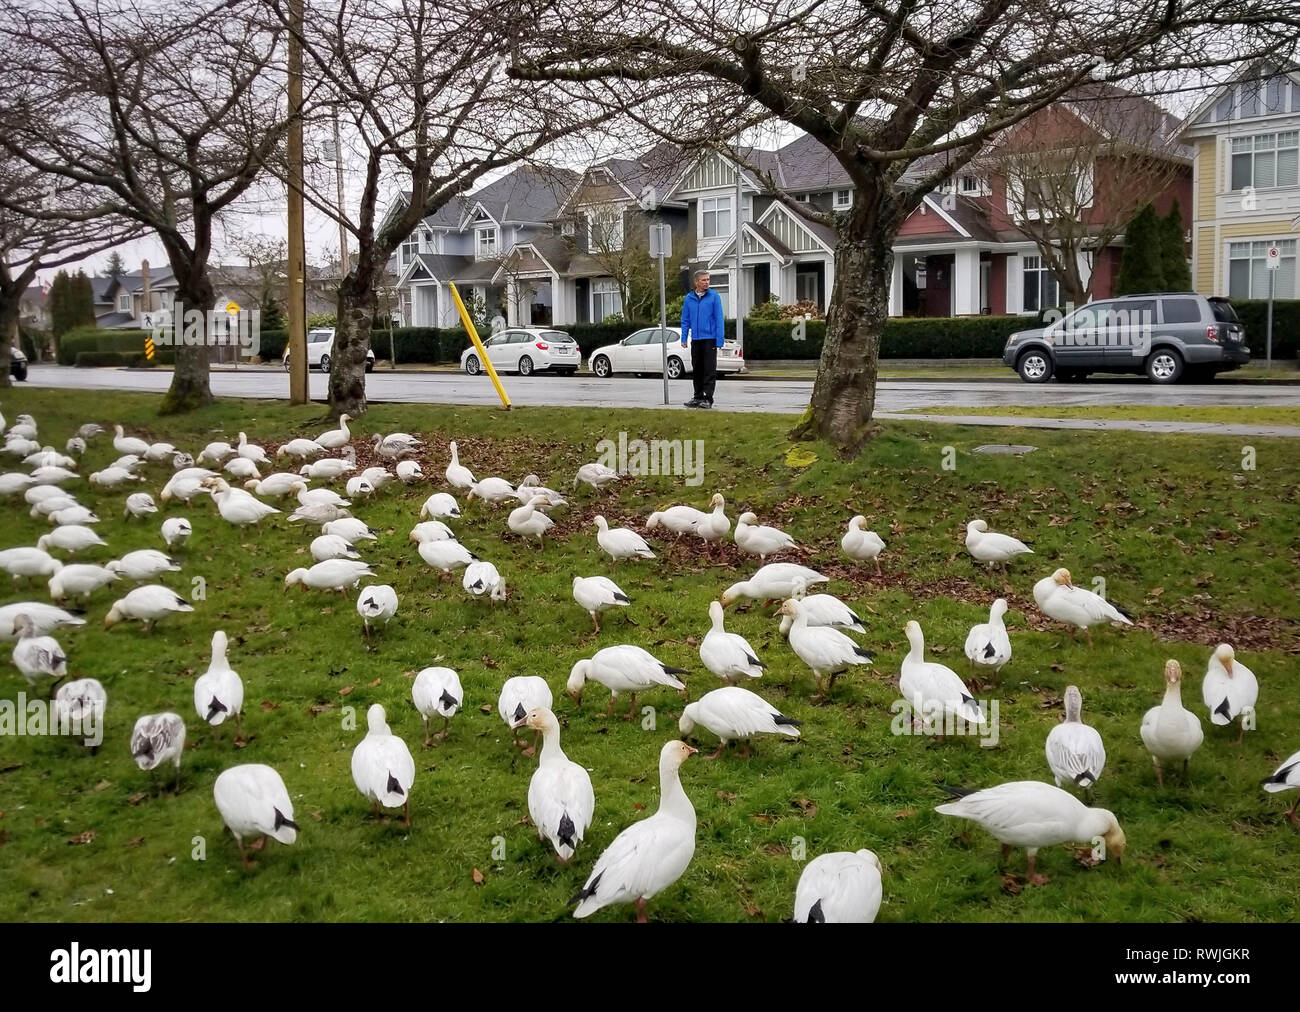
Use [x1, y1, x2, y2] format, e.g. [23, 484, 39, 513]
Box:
[679, 269, 725, 408]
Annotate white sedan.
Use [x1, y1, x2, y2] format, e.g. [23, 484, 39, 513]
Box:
[588, 326, 745, 379]
[282, 328, 375, 373]
[460, 327, 581, 376]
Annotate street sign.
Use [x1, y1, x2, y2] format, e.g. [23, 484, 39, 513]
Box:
[225, 300, 241, 315]
[1267, 246, 1280, 268]
[649, 223, 672, 259]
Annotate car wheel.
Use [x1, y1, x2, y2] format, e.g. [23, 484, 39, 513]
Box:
[518, 355, 534, 376]
[1016, 350, 1052, 383]
[12, 363, 27, 382]
[319, 354, 330, 373]
[592, 356, 611, 378]
[666, 356, 684, 379]
[1145, 348, 1183, 384]
[465, 355, 481, 376]
[365, 360, 374, 373]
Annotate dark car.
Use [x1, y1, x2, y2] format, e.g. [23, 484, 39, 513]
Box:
[10, 345, 27, 382]
[1003, 294, 1249, 383]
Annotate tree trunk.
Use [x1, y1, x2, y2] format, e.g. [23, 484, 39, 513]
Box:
[0, 292, 17, 390]
[160, 271, 216, 415]
[330, 270, 374, 417]
[790, 226, 893, 454]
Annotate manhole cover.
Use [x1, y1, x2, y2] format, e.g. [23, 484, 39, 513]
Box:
[972, 444, 1038, 455]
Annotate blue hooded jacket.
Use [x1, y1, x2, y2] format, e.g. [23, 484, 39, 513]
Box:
[679, 287, 725, 348]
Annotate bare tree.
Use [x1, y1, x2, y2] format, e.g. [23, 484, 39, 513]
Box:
[221, 233, 289, 327]
[513, 0, 1300, 453]
[0, 0, 289, 413]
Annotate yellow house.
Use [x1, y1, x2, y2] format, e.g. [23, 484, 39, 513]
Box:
[1181, 62, 1300, 300]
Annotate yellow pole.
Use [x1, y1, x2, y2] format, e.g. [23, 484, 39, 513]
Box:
[449, 282, 510, 409]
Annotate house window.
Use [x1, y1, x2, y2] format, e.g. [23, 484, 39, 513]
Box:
[424, 230, 440, 255]
[561, 220, 576, 237]
[833, 189, 851, 209]
[589, 209, 624, 251]
[1022, 255, 1061, 312]
[591, 279, 622, 320]
[1230, 132, 1299, 190]
[117, 293, 131, 312]
[700, 196, 732, 239]
[159, 292, 172, 309]
[476, 226, 498, 260]
[399, 232, 420, 266]
[1228, 239, 1297, 298]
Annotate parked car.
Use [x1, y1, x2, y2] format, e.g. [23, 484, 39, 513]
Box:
[1003, 293, 1248, 384]
[587, 326, 746, 379]
[460, 327, 581, 376]
[10, 345, 27, 382]
[282, 328, 375, 373]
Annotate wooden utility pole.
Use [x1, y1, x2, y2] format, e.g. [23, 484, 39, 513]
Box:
[286, 0, 308, 403]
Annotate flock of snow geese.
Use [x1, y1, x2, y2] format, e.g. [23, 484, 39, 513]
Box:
[1, 403, 1296, 923]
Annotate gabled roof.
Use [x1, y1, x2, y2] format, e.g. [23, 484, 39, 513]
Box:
[94, 311, 136, 328]
[398, 253, 473, 286]
[708, 221, 795, 266]
[1181, 59, 1300, 134]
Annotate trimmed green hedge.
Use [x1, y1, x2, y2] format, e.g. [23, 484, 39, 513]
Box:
[74, 351, 165, 368]
[1228, 300, 1299, 360]
[58, 327, 175, 366]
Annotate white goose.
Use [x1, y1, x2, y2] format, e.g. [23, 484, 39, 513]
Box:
[507, 495, 554, 548]
[48, 506, 100, 527]
[408, 520, 456, 544]
[935, 781, 1126, 886]
[0, 472, 35, 496]
[573, 461, 619, 491]
[841, 516, 885, 575]
[351, 704, 416, 826]
[1140, 659, 1204, 786]
[107, 549, 179, 583]
[412, 666, 463, 745]
[735, 511, 796, 561]
[0, 602, 84, 640]
[372, 432, 422, 460]
[311, 533, 361, 562]
[0, 547, 63, 582]
[498, 675, 553, 749]
[1262, 750, 1300, 827]
[37, 525, 107, 555]
[965, 519, 1033, 568]
[700, 600, 765, 682]
[223, 454, 261, 480]
[779, 598, 873, 697]
[105, 585, 195, 631]
[693, 493, 731, 546]
[1202, 643, 1258, 743]
[573, 740, 697, 922]
[322, 518, 377, 544]
[793, 850, 883, 923]
[130, 712, 186, 790]
[196, 440, 236, 466]
[679, 686, 800, 758]
[161, 468, 217, 504]
[112, 425, 151, 457]
[344, 476, 375, 499]
[24, 483, 67, 505]
[515, 474, 566, 507]
[161, 517, 192, 550]
[1046, 685, 1107, 791]
[284, 559, 375, 593]
[418, 538, 478, 575]
[572, 575, 630, 632]
[395, 460, 422, 483]
[645, 504, 707, 538]
[463, 561, 506, 602]
[276, 438, 326, 460]
[445, 441, 475, 490]
[244, 473, 305, 498]
[54, 678, 107, 745]
[1033, 568, 1133, 646]
[594, 515, 654, 561]
[361, 466, 394, 489]
[194, 631, 244, 738]
[288, 502, 351, 526]
[512, 705, 596, 863]
[144, 441, 178, 463]
[297, 486, 350, 508]
[11, 614, 68, 689]
[213, 764, 299, 867]
[900, 620, 985, 728]
[202, 477, 281, 527]
[299, 457, 355, 481]
[31, 493, 80, 517]
[963, 598, 1012, 676]
[124, 492, 158, 519]
[721, 562, 828, 607]
[314, 413, 353, 450]
[48, 564, 118, 602]
[567, 644, 688, 718]
[777, 577, 864, 636]
[467, 476, 517, 503]
[357, 584, 399, 634]
[236, 432, 271, 465]
[420, 492, 461, 519]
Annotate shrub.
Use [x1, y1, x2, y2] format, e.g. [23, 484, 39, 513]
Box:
[1228, 299, 1299, 360]
[747, 295, 783, 321]
[306, 313, 337, 328]
[75, 351, 131, 367]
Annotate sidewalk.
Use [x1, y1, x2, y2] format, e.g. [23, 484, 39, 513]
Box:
[877, 411, 1300, 438]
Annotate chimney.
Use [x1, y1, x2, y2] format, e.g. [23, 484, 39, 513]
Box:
[140, 260, 152, 316]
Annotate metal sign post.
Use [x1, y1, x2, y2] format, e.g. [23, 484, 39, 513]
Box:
[650, 222, 672, 405]
[1266, 245, 1279, 373]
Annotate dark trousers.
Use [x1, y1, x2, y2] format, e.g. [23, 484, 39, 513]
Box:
[690, 340, 717, 402]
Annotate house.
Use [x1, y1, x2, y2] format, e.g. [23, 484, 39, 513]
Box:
[92, 264, 176, 328]
[1180, 61, 1300, 300]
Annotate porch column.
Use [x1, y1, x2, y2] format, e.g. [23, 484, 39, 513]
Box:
[505, 278, 519, 327]
[889, 253, 903, 317]
[953, 247, 980, 315]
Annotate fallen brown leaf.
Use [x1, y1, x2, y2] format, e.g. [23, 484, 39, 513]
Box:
[127, 792, 147, 806]
[338, 685, 354, 696]
[368, 677, 381, 687]
[472, 868, 485, 885]
[126, 837, 144, 848]
[259, 700, 279, 711]
[1000, 873, 1022, 895]
[94, 780, 112, 792]
[479, 704, 493, 714]
[68, 830, 96, 845]
[894, 808, 917, 820]
[792, 797, 818, 818]
[633, 802, 646, 811]
[716, 791, 737, 805]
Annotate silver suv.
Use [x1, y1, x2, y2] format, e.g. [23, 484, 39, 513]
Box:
[1003, 294, 1249, 383]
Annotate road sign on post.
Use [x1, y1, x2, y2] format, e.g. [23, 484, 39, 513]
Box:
[650, 222, 672, 406]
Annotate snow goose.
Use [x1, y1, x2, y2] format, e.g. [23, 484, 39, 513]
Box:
[679, 685, 800, 758]
[345, 476, 375, 499]
[512, 705, 595, 863]
[0, 547, 62, 583]
[202, 477, 281, 527]
[322, 518, 377, 544]
[779, 598, 873, 698]
[243, 473, 306, 498]
[1033, 568, 1133, 646]
[777, 577, 864, 636]
[24, 448, 77, 470]
[841, 516, 885, 575]
[276, 438, 326, 460]
[420, 492, 461, 519]
[352, 704, 416, 825]
[463, 561, 506, 602]
[700, 600, 765, 682]
[222, 456, 262, 481]
[54, 678, 107, 748]
[793, 850, 883, 923]
[112, 425, 151, 457]
[312, 533, 361, 562]
[193, 630, 244, 740]
[721, 562, 828, 607]
[572, 575, 630, 632]
[498, 675, 553, 749]
[196, 440, 236, 466]
[646, 504, 707, 538]
[572, 740, 697, 922]
[372, 432, 421, 460]
[161, 517, 192, 550]
[170, 451, 195, 469]
[694, 494, 731, 548]
[105, 585, 195, 631]
[25, 483, 67, 505]
[0, 602, 84, 640]
[467, 476, 517, 504]
[288, 501, 350, 526]
[418, 538, 478, 576]
[507, 495, 554, 548]
[314, 413, 353, 450]
[963, 598, 1012, 676]
[360, 466, 394, 488]
[37, 525, 107, 555]
[412, 666, 463, 745]
[1202, 643, 1258, 743]
[124, 492, 158, 520]
[357, 583, 399, 634]
[30, 494, 80, 518]
[130, 712, 186, 791]
[213, 764, 299, 867]
[284, 559, 375, 593]
[297, 486, 350, 509]
[76, 422, 105, 441]
[445, 441, 475, 490]
[395, 460, 422, 484]
[3, 436, 40, 459]
[573, 461, 619, 492]
[143, 441, 178, 464]
[900, 620, 984, 730]
[594, 515, 655, 561]
[0, 472, 35, 496]
[1046, 686, 1106, 792]
[160, 467, 217, 504]
[567, 644, 688, 719]
[106, 549, 180, 583]
[89, 466, 142, 488]
[935, 781, 1125, 886]
[1140, 659, 1204, 786]
[965, 519, 1033, 569]
[735, 511, 796, 561]
[48, 563, 118, 602]
[516, 474, 566, 508]
[109, 454, 145, 474]
[48, 506, 100, 527]
[1261, 750, 1300, 827]
[11, 614, 68, 691]
[298, 457, 355, 481]
[235, 432, 271, 465]
[408, 520, 455, 544]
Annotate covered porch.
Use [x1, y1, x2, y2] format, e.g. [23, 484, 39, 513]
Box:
[889, 245, 1006, 317]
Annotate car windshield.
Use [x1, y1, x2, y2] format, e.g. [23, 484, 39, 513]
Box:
[541, 331, 574, 343]
[1209, 299, 1239, 323]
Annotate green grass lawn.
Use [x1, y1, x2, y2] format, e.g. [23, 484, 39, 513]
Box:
[898, 405, 1300, 427]
[1, 387, 1298, 923]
